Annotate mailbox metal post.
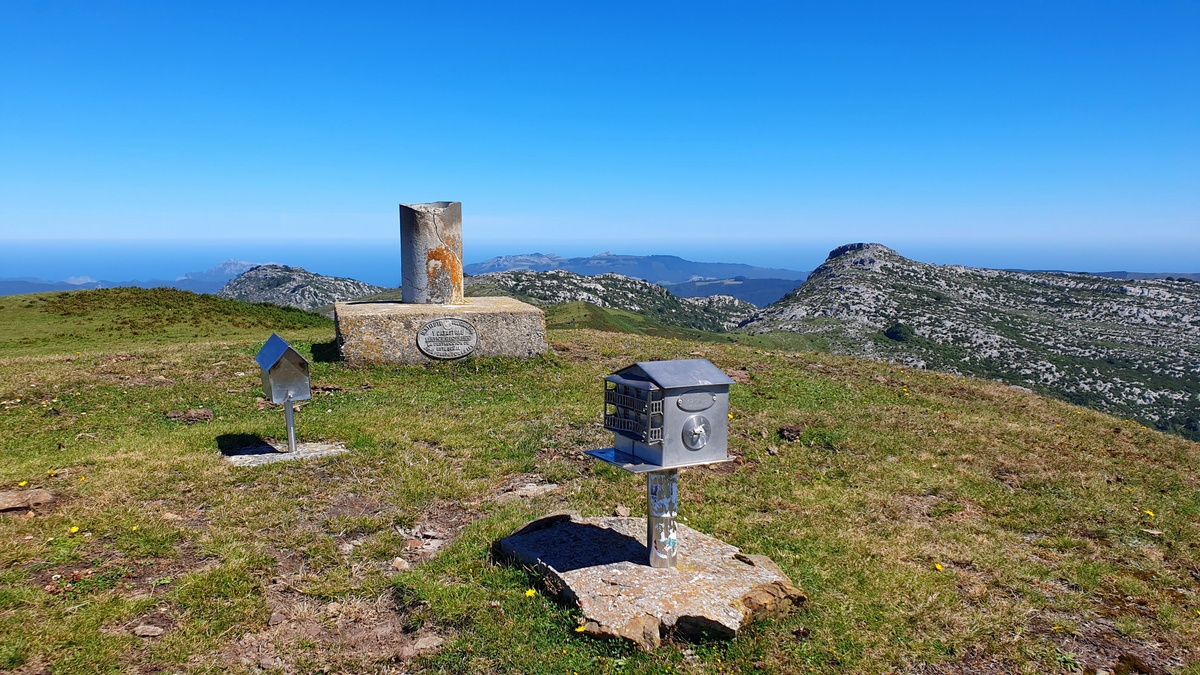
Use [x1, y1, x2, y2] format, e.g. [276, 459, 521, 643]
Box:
[255, 334, 312, 453]
[647, 469, 679, 568]
[283, 394, 297, 452]
[586, 358, 734, 568]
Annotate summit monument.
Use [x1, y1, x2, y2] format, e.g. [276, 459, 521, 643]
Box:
[334, 201, 547, 365]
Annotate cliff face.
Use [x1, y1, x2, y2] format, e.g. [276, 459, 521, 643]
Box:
[217, 265, 387, 312]
[740, 243, 1200, 438]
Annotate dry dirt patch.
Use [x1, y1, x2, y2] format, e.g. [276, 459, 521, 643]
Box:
[207, 590, 448, 672]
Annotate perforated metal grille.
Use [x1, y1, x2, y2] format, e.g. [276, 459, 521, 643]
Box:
[603, 382, 664, 444]
[604, 388, 664, 415]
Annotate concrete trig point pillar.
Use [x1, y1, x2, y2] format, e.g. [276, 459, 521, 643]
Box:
[400, 201, 464, 305]
[334, 200, 547, 365]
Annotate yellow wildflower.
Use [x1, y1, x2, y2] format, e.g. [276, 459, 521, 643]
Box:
[1145, 510, 1155, 518]
[47, 469, 56, 477]
[18, 481, 27, 487]
[575, 625, 586, 632]
[131, 525, 139, 532]
[525, 589, 537, 597]
[69, 526, 79, 534]
[934, 563, 943, 571]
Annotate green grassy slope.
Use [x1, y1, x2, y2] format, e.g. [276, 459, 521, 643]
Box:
[0, 288, 331, 357]
[0, 289, 1197, 674]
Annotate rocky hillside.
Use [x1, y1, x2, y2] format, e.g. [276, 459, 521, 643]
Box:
[665, 276, 803, 307]
[465, 252, 807, 285]
[740, 243, 1200, 439]
[217, 265, 387, 312]
[467, 270, 757, 331]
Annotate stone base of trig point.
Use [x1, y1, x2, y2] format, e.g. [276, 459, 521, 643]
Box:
[494, 514, 806, 650]
[334, 296, 547, 366]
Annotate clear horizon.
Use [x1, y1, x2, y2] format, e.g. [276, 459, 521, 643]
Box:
[2, 2, 1197, 279]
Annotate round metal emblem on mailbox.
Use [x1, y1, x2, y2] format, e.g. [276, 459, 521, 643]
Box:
[416, 318, 478, 359]
[681, 414, 712, 451]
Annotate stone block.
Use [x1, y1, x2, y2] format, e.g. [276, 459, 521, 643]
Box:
[495, 514, 806, 650]
[335, 296, 547, 366]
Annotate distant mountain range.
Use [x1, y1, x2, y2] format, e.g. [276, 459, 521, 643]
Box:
[464, 252, 810, 306]
[464, 252, 808, 283]
[1092, 271, 1200, 282]
[465, 270, 757, 332]
[0, 260, 263, 296]
[13, 246, 1196, 440]
[664, 277, 804, 307]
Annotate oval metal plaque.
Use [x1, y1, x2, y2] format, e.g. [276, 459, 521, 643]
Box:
[676, 390, 717, 412]
[416, 318, 478, 360]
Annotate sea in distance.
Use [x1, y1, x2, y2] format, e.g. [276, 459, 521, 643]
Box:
[1, 238, 480, 289]
[2, 237, 1192, 289]
[1, 238, 824, 289]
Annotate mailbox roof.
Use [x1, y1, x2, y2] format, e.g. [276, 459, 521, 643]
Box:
[611, 358, 734, 390]
[255, 333, 306, 370]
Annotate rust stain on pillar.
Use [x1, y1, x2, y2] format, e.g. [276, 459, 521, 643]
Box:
[400, 202, 465, 304]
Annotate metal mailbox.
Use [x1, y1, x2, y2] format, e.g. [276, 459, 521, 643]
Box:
[255, 333, 311, 452]
[256, 333, 311, 404]
[603, 358, 733, 469]
[586, 358, 736, 568]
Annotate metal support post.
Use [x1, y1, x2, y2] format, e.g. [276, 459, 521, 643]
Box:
[647, 469, 679, 568]
[284, 394, 297, 453]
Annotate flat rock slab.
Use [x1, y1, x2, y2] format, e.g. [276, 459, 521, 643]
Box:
[0, 488, 53, 512]
[334, 296, 547, 366]
[223, 441, 349, 467]
[496, 515, 805, 650]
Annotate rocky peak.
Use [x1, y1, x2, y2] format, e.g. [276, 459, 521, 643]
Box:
[217, 265, 387, 312]
[815, 243, 904, 276]
[740, 243, 1200, 440]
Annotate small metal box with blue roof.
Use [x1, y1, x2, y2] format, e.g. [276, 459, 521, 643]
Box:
[255, 333, 311, 452]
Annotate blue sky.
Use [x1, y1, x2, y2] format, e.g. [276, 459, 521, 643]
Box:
[1, 1, 1198, 282]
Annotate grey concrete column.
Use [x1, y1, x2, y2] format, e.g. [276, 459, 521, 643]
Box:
[400, 201, 464, 304]
[647, 469, 679, 568]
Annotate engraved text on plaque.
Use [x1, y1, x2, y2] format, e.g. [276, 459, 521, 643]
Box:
[416, 318, 478, 359]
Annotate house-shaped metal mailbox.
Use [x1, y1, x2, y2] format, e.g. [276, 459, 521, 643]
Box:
[603, 358, 734, 469]
[255, 334, 312, 404]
